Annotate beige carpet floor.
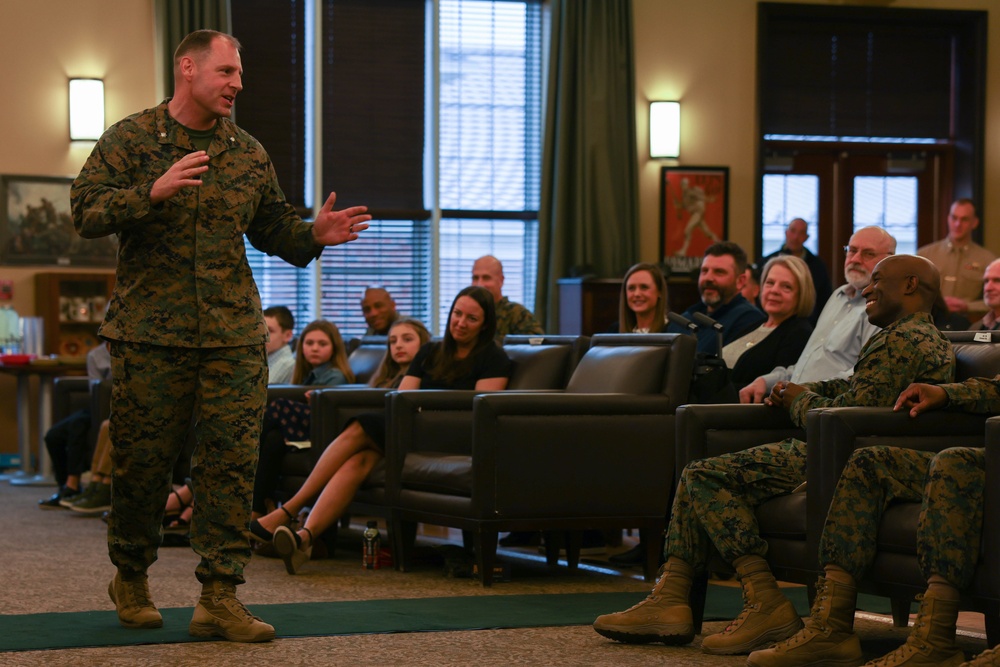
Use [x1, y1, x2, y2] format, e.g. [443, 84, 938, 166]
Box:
[1, 481, 991, 666]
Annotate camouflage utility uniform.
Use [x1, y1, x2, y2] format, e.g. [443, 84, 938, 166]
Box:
[495, 296, 543, 339]
[821, 375, 998, 588]
[72, 100, 325, 585]
[666, 311, 955, 568]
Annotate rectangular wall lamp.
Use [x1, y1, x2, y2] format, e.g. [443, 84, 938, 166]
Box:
[649, 101, 680, 158]
[69, 78, 105, 142]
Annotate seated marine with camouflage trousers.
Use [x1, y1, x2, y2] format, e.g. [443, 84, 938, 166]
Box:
[593, 254, 955, 656]
[749, 374, 1000, 667]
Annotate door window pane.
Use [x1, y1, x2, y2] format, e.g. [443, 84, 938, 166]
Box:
[761, 174, 820, 257]
[852, 176, 918, 255]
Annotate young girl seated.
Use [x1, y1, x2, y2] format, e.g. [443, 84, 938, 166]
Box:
[251, 286, 511, 574]
[251, 320, 354, 520]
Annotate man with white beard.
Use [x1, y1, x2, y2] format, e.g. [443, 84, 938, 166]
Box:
[739, 226, 897, 403]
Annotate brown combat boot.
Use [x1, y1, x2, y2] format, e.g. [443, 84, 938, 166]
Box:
[961, 647, 1000, 666]
[863, 592, 964, 666]
[108, 571, 163, 629]
[700, 555, 804, 655]
[188, 580, 275, 643]
[592, 557, 696, 645]
[747, 576, 864, 667]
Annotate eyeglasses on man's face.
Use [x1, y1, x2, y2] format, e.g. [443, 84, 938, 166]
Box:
[843, 245, 886, 262]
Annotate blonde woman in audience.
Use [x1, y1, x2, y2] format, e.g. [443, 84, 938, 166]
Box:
[723, 255, 815, 392]
[253, 286, 511, 574]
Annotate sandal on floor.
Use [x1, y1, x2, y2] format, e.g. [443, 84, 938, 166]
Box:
[163, 487, 192, 528]
[163, 505, 193, 535]
[249, 505, 296, 544]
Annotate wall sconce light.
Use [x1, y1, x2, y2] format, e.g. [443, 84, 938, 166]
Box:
[649, 101, 680, 158]
[69, 78, 105, 142]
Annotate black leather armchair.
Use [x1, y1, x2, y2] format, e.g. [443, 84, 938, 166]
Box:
[388, 333, 696, 585]
[815, 406, 999, 643]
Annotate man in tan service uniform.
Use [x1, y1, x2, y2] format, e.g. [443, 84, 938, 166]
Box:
[72, 30, 371, 642]
[918, 198, 995, 317]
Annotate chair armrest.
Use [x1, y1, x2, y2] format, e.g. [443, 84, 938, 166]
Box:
[676, 403, 803, 473]
[817, 407, 988, 481]
[310, 387, 391, 462]
[266, 384, 311, 404]
[469, 392, 677, 518]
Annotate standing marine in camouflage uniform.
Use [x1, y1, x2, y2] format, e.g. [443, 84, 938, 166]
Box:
[71, 30, 371, 643]
[594, 255, 955, 657]
[471, 255, 544, 340]
[750, 373, 998, 667]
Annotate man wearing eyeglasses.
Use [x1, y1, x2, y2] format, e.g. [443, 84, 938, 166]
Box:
[918, 199, 995, 318]
[740, 226, 896, 403]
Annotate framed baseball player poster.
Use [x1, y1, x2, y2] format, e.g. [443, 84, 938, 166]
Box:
[660, 166, 729, 274]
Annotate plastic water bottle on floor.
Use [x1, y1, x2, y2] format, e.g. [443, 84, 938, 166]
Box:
[363, 520, 381, 570]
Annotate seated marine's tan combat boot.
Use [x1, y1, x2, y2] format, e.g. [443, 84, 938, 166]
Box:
[108, 571, 163, 629]
[700, 555, 804, 655]
[862, 591, 964, 667]
[961, 647, 1000, 667]
[747, 576, 864, 667]
[188, 580, 275, 643]
[592, 557, 696, 645]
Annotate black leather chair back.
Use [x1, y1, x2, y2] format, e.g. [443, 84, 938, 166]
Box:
[948, 331, 1000, 381]
[503, 335, 589, 389]
[347, 336, 388, 384]
[565, 333, 695, 399]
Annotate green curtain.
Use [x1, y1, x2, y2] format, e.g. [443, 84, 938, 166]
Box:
[155, 0, 232, 99]
[536, 0, 638, 331]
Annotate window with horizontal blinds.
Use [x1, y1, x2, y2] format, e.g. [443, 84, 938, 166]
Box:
[436, 0, 543, 330]
[231, 0, 543, 336]
[244, 239, 315, 338]
[231, 0, 308, 211]
[759, 6, 962, 140]
[318, 219, 432, 338]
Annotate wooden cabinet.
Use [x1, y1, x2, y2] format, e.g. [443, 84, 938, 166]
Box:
[34, 272, 115, 357]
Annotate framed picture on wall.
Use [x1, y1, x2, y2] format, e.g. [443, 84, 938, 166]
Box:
[660, 166, 729, 275]
[0, 174, 117, 267]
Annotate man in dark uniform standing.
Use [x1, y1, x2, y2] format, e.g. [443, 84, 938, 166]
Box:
[71, 30, 371, 642]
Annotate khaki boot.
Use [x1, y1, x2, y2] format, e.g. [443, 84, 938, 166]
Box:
[593, 557, 696, 645]
[863, 592, 964, 666]
[189, 580, 275, 643]
[108, 572, 163, 629]
[701, 555, 804, 655]
[962, 647, 1000, 667]
[747, 576, 864, 667]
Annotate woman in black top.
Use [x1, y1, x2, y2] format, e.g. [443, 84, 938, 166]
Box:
[253, 286, 512, 574]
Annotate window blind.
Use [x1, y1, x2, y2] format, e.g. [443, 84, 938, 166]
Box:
[759, 5, 959, 139]
[319, 219, 432, 338]
[436, 0, 543, 328]
[231, 0, 308, 211]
